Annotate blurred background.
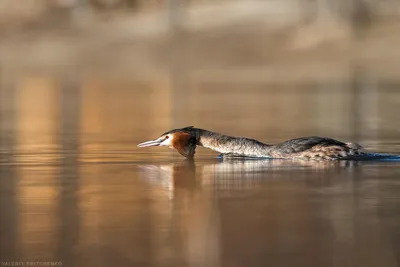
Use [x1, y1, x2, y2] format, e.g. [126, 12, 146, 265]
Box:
[1, 0, 400, 143]
[1, 1, 400, 267]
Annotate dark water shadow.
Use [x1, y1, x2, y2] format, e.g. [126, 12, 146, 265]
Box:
[0, 80, 18, 261]
[57, 79, 81, 266]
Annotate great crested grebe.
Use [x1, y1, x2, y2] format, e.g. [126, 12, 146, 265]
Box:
[137, 126, 397, 160]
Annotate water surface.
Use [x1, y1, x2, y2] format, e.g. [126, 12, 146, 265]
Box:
[1, 79, 400, 267]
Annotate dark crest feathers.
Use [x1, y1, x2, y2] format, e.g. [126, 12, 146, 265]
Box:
[161, 126, 195, 136]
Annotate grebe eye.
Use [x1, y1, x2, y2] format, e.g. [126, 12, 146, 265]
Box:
[165, 136, 169, 139]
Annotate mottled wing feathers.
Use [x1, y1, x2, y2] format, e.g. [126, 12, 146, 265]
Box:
[274, 136, 347, 154]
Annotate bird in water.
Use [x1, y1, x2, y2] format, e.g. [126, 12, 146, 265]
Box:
[137, 126, 397, 161]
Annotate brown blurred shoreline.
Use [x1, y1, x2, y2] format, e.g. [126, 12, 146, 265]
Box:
[1, 0, 400, 82]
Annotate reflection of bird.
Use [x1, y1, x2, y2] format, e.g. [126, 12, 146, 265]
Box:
[138, 126, 399, 161]
[137, 158, 364, 192]
[137, 159, 197, 191]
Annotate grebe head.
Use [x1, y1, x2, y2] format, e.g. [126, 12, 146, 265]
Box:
[137, 126, 197, 158]
[137, 133, 174, 148]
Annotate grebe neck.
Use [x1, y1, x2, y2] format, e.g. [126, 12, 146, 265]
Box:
[197, 129, 273, 157]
